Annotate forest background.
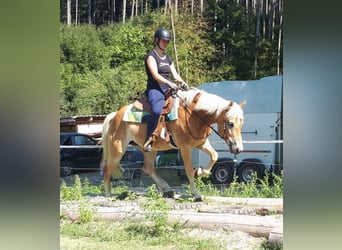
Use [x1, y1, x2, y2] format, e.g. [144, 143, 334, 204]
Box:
[60, 0, 283, 116]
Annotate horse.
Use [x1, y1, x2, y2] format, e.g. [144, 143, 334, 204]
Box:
[101, 87, 245, 201]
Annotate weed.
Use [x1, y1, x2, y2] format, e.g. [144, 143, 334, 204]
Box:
[140, 184, 170, 236]
[60, 175, 82, 201]
[194, 176, 221, 196]
[112, 184, 137, 200]
[221, 173, 283, 198]
[81, 177, 103, 195]
[78, 200, 95, 224]
[260, 238, 283, 249]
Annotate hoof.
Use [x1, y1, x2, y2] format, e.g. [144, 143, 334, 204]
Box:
[193, 197, 202, 202]
[163, 191, 175, 198]
[116, 191, 129, 200]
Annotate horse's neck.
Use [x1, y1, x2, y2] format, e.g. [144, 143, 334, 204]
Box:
[192, 92, 228, 123]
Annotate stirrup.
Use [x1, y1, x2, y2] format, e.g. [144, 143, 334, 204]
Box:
[143, 138, 153, 152]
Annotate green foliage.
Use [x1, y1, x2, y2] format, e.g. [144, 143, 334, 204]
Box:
[60, 24, 111, 73]
[192, 176, 221, 196]
[61, 220, 222, 249]
[261, 238, 283, 250]
[223, 172, 283, 198]
[60, 176, 99, 224]
[60, 175, 83, 201]
[60, 175, 103, 201]
[191, 172, 283, 198]
[140, 184, 170, 236]
[78, 200, 95, 224]
[98, 24, 147, 68]
[111, 183, 137, 200]
[60, 9, 282, 116]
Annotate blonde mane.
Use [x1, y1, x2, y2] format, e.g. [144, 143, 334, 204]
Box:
[178, 88, 243, 119]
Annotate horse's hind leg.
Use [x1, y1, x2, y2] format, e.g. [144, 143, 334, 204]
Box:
[142, 150, 174, 198]
[103, 139, 127, 197]
[196, 139, 218, 177]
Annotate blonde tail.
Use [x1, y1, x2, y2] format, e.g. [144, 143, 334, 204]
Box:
[100, 112, 117, 172]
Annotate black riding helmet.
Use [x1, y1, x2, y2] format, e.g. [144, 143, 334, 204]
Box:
[154, 28, 171, 42]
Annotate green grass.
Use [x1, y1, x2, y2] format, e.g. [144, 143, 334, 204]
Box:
[60, 220, 222, 249]
[60, 171, 283, 200]
[191, 171, 283, 199]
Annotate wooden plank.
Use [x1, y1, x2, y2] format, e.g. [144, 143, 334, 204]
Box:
[269, 226, 283, 245]
[61, 203, 282, 238]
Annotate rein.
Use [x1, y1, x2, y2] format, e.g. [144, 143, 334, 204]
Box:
[174, 91, 227, 141]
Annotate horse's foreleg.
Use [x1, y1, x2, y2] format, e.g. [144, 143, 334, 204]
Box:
[142, 151, 173, 197]
[196, 139, 218, 177]
[180, 146, 202, 201]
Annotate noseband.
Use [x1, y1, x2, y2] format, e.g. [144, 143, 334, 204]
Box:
[223, 120, 236, 148]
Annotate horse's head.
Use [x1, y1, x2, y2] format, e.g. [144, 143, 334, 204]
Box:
[220, 101, 246, 154]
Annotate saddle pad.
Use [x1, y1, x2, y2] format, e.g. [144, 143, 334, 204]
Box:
[122, 98, 179, 123]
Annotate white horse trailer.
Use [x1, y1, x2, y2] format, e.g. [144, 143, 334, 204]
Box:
[192, 75, 283, 184]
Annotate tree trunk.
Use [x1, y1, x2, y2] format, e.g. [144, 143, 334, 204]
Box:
[262, 0, 266, 39]
[88, 0, 92, 24]
[123, 0, 126, 23]
[135, 0, 138, 16]
[113, 0, 116, 22]
[277, 0, 282, 75]
[164, 0, 168, 14]
[256, 0, 261, 39]
[131, 0, 135, 20]
[255, 0, 261, 78]
[268, 0, 273, 40]
[67, 0, 71, 25]
[271, 0, 275, 40]
[245, 0, 249, 29]
[200, 0, 204, 16]
[75, 0, 78, 26]
[170, 5, 180, 73]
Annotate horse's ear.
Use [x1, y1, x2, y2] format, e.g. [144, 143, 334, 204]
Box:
[239, 101, 246, 108]
[224, 101, 234, 112]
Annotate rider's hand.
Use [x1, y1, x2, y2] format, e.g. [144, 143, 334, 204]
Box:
[180, 82, 189, 90]
[166, 81, 178, 90]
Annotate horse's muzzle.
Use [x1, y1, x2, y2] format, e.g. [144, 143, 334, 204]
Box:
[229, 143, 243, 155]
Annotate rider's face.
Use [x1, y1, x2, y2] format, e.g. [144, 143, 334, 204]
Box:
[158, 39, 170, 50]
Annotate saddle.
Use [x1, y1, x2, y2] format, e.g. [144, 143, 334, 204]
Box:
[133, 89, 175, 115]
[134, 89, 176, 145]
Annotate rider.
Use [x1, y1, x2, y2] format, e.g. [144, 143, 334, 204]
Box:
[143, 28, 188, 152]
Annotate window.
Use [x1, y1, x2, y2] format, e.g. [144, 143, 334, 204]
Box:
[73, 135, 95, 145]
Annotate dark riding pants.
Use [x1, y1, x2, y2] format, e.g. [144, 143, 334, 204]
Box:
[147, 88, 166, 138]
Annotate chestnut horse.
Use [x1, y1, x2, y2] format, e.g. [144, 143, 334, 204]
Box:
[101, 88, 245, 201]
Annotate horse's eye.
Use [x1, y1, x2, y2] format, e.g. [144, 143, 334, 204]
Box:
[227, 122, 234, 128]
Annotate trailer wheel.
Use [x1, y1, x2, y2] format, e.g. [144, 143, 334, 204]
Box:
[238, 161, 264, 183]
[210, 162, 234, 184]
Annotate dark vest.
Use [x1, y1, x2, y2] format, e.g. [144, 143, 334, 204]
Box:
[145, 50, 172, 91]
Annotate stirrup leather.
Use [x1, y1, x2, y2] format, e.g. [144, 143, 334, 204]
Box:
[143, 134, 157, 152]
